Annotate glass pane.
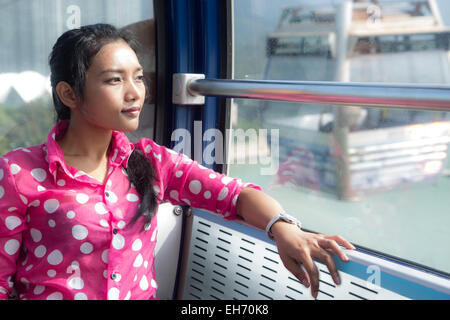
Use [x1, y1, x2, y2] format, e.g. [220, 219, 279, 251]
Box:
[231, 0, 450, 274]
[0, 0, 154, 156]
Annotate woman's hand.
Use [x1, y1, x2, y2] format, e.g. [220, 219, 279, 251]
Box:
[271, 221, 355, 299]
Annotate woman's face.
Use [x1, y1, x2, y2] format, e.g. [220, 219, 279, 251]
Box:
[76, 39, 146, 132]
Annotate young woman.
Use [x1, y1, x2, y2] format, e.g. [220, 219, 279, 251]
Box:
[0, 24, 354, 300]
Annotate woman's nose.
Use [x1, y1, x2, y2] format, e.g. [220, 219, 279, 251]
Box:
[124, 80, 143, 102]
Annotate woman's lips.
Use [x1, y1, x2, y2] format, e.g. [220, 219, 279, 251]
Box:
[121, 107, 141, 117]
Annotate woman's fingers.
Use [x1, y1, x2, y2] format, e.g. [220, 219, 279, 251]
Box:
[297, 251, 320, 299]
[318, 238, 349, 263]
[313, 244, 341, 285]
[325, 234, 355, 250]
[279, 254, 310, 288]
[276, 230, 355, 299]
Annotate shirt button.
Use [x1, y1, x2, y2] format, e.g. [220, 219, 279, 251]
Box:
[105, 191, 110, 197]
[112, 228, 118, 234]
[111, 273, 117, 280]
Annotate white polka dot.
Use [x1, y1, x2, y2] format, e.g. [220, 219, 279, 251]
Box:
[4, 239, 20, 255]
[108, 287, 120, 300]
[145, 144, 152, 153]
[221, 176, 233, 185]
[153, 152, 161, 162]
[101, 249, 109, 264]
[76, 193, 89, 204]
[80, 242, 93, 254]
[47, 270, 56, 277]
[46, 292, 63, 300]
[126, 193, 139, 202]
[66, 211, 75, 219]
[34, 245, 46, 258]
[175, 170, 183, 178]
[57, 179, 66, 186]
[44, 199, 59, 214]
[20, 194, 28, 204]
[30, 228, 42, 242]
[139, 275, 149, 290]
[218, 187, 229, 201]
[151, 278, 157, 288]
[29, 200, 40, 207]
[72, 225, 88, 240]
[47, 249, 63, 265]
[10, 164, 20, 175]
[189, 180, 202, 194]
[33, 285, 45, 295]
[209, 173, 217, 179]
[99, 219, 109, 228]
[133, 254, 143, 267]
[144, 261, 148, 268]
[132, 239, 142, 251]
[124, 291, 131, 300]
[105, 191, 118, 203]
[5, 216, 21, 231]
[232, 194, 239, 206]
[48, 219, 56, 228]
[117, 221, 126, 229]
[169, 190, 179, 201]
[203, 191, 211, 199]
[94, 203, 108, 215]
[0, 169, 3, 181]
[112, 234, 125, 250]
[153, 185, 160, 195]
[68, 277, 84, 290]
[74, 292, 88, 300]
[0, 186, 4, 200]
[37, 185, 46, 192]
[70, 261, 80, 269]
[31, 168, 47, 182]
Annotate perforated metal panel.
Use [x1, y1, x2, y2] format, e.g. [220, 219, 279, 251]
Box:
[180, 212, 407, 300]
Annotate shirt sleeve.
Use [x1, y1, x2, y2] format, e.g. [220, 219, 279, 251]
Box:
[0, 158, 27, 300]
[136, 139, 262, 220]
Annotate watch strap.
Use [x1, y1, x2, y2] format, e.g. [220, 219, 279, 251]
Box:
[265, 213, 301, 240]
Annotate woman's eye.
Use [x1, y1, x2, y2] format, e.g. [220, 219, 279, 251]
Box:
[136, 75, 144, 81]
[106, 77, 121, 84]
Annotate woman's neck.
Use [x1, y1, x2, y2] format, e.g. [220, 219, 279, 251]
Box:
[56, 118, 113, 184]
[58, 119, 112, 161]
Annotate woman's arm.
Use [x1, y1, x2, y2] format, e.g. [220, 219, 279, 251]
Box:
[236, 187, 355, 299]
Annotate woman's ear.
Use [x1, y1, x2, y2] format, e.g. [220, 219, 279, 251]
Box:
[55, 81, 78, 109]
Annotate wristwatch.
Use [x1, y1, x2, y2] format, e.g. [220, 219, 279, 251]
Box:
[265, 213, 302, 240]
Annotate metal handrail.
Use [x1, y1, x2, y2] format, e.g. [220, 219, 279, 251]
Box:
[187, 78, 450, 111]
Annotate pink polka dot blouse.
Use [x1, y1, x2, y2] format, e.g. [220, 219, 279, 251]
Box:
[0, 121, 261, 300]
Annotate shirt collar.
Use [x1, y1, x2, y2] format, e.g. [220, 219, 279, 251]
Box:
[45, 120, 135, 183]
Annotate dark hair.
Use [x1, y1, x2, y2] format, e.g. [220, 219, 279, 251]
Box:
[49, 23, 158, 226]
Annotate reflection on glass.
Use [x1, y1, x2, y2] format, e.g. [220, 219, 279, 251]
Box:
[0, 0, 154, 155]
[231, 0, 450, 273]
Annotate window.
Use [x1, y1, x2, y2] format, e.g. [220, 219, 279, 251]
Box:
[0, 0, 154, 156]
[229, 0, 450, 274]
